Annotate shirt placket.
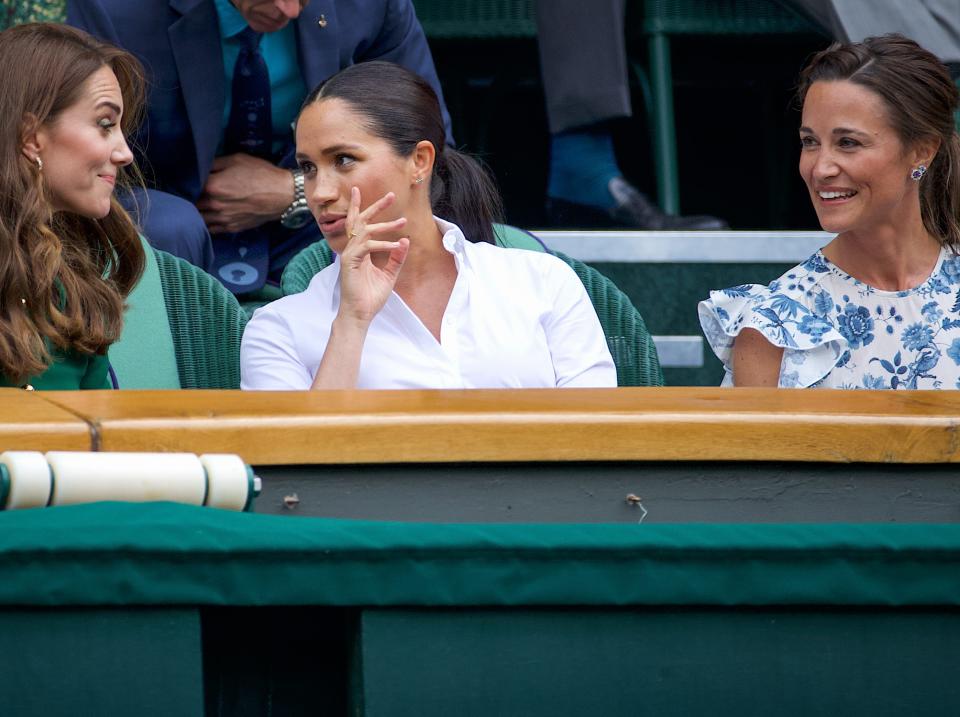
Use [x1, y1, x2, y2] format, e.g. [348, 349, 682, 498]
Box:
[440, 253, 468, 381]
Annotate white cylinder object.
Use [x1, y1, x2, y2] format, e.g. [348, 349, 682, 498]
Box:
[1, 451, 52, 509]
[200, 454, 250, 511]
[45, 451, 206, 507]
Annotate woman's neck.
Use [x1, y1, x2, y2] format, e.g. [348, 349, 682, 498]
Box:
[368, 208, 452, 285]
[823, 208, 942, 292]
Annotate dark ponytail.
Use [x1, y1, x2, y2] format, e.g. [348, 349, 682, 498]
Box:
[430, 148, 503, 244]
[301, 61, 503, 244]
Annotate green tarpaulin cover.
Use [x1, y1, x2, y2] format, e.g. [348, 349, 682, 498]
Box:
[1, 502, 958, 607]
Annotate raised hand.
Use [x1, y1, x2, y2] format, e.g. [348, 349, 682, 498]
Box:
[336, 186, 410, 325]
[197, 153, 293, 234]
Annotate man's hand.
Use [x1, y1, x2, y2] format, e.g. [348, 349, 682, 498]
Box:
[197, 154, 293, 234]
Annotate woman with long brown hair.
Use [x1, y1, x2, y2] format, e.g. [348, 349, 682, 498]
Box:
[0, 23, 145, 389]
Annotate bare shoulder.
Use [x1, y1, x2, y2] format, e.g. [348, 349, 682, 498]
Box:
[732, 328, 784, 387]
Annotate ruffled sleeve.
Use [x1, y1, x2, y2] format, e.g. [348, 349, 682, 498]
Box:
[697, 261, 849, 387]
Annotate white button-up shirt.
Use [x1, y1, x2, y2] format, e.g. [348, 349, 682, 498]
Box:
[241, 218, 616, 390]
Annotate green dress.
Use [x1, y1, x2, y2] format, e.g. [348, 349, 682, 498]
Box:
[0, 349, 112, 390]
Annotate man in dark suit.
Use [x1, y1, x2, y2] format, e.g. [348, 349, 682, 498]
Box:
[68, 0, 451, 292]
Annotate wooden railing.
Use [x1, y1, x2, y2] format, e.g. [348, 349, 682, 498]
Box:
[3, 387, 959, 465]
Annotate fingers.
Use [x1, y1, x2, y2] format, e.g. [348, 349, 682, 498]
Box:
[357, 238, 408, 255]
[358, 191, 396, 222]
[383, 237, 410, 277]
[345, 188, 404, 245]
[211, 153, 259, 170]
[209, 155, 235, 171]
[345, 186, 360, 237]
[343, 221, 407, 260]
[363, 216, 407, 235]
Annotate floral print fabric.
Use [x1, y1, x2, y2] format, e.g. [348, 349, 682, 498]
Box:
[698, 245, 960, 389]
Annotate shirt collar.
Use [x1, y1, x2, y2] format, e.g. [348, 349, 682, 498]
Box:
[213, 0, 249, 39]
[435, 216, 467, 257]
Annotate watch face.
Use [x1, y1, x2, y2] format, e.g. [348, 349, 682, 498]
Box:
[281, 207, 313, 230]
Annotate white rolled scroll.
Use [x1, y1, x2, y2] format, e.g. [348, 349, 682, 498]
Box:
[0, 451, 52, 509]
[200, 453, 251, 511]
[0, 451, 257, 511]
[46, 451, 207, 506]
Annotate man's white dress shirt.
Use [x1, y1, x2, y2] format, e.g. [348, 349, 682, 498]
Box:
[241, 218, 616, 390]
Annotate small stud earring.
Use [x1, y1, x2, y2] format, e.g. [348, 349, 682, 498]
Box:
[34, 156, 42, 172]
[414, 176, 424, 184]
[911, 164, 927, 181]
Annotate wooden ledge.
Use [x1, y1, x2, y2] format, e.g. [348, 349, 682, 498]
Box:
[36, 388, 960, 465]
[0, 388, 93, 452]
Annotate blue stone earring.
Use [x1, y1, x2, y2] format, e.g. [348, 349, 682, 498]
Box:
[911, 164, 927, 181]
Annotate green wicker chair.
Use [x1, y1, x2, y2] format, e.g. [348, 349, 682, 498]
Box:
[280, 240, 334, 297]
[412, 0, 536, 39]
[634, 0, 825, 214]
[154, 249, 247, 389]
[280, 226, 664, 386]
[550, 249, 663, 386]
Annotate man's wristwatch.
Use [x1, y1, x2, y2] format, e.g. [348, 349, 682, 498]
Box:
[280, 168, 312, 229]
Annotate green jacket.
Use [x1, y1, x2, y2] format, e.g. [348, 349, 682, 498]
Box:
[0, 348, 112, 390]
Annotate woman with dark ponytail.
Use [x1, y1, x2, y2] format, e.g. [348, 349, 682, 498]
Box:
[699, 34, 960, 390]
[241, 61, 615, 390]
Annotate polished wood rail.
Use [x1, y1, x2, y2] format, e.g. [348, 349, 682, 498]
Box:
[0, 388, 92, 452]
[0, 387, 951, 465]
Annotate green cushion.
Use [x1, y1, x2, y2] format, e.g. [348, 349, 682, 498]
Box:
[109, 237, 181, 389]
[493, 223, 547, 252]
[1, 502, 960, 606]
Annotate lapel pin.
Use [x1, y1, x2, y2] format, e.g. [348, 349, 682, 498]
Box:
[318, 14, 328, 28]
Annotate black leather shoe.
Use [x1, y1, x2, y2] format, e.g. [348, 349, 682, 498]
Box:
[546, 177, 728, 230]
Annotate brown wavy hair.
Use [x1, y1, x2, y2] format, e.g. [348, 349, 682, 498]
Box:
[797, 34, 960, 251]
[0, 23, 146, 384]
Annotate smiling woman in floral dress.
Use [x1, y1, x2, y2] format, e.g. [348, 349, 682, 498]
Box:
[699, 34, 960, 389]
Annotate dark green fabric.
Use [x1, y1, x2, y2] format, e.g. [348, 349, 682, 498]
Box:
[0, 348, 111, 390]
[1, 502, 959, 607]
[642, 0, 823, 35]
[0, 276, 111, 390]
[359, 610, 960, 717]
[0, 608, 203, 717]
[412, 0, 536, 38]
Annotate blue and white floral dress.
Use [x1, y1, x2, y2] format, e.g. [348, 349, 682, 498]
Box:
[698, 245, 960, 389]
